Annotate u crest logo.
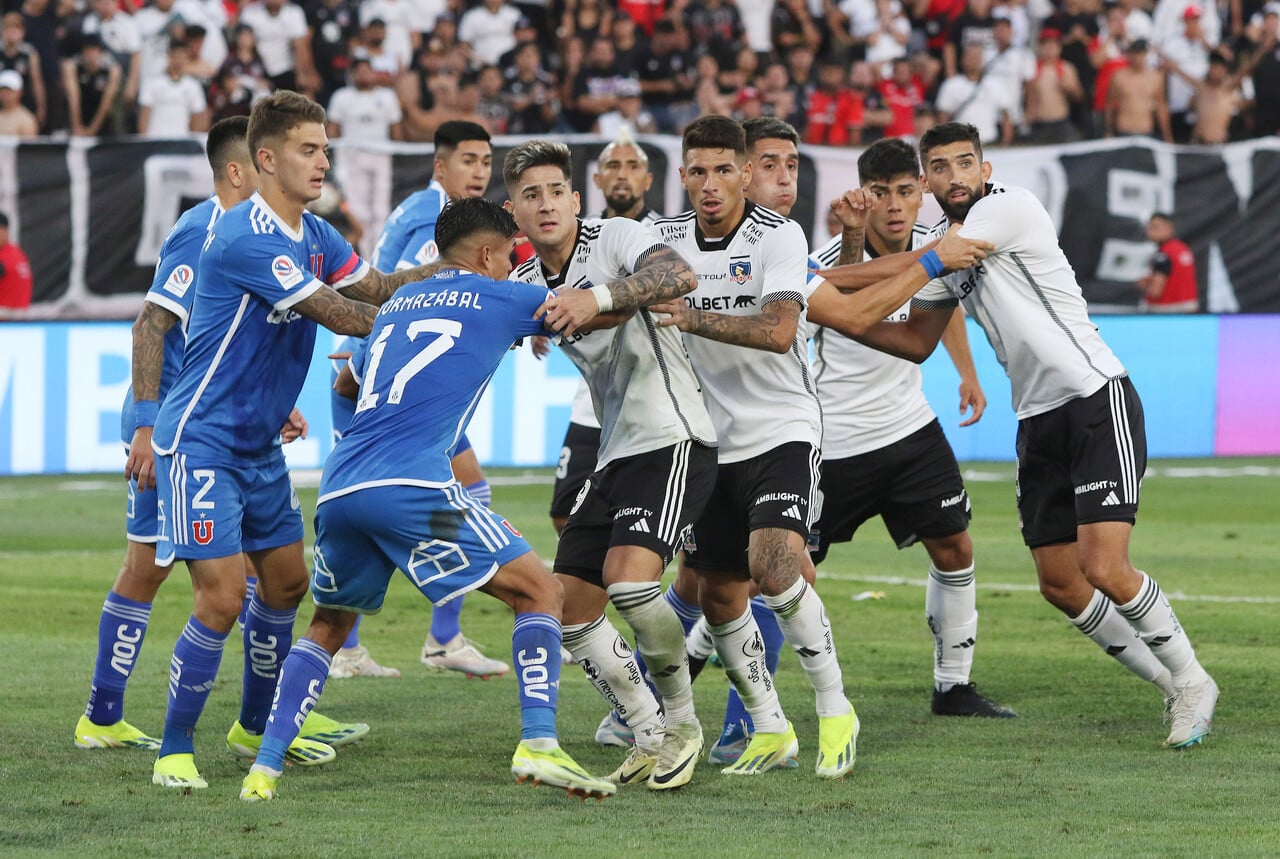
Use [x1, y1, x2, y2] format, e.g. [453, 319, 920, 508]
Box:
[192, 519, 215, 545]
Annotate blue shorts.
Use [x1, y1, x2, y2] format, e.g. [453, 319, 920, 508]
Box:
[125, 443, 161, 544]
[311, 483, 533, 614]
[154, 449, 304, 564]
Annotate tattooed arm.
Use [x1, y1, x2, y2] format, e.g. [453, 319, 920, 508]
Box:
[336, 261, 447, 305]
[650, 297, 802, 354]
[536, 245, 695, 337]
[125, 301, 180, 489]
[293, 285, 379, 336]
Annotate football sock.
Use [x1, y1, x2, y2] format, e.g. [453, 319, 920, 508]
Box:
[710, 607, 787, 735]
[464, 479, 492, 508]
[1116, 571, 1205, 687]
[925, 563, 978, 692]
[663, 585, 703, 635]
[1070, 588, 1175, 695]
[86, 591, 151, 725]
[762, 578, 851, 718]
[608, 581, 696, 726]
[563, 614, 663, 751]
[512, 613, 563, 741]
[721, 596, 783, 733]
[239, 595, 297, 735]
[158, 616, 229, 757]
[257, 637, 331, 773]
[238, 575, 258, 627]
[430, 595, 464, 645]
[342, 614, 362, 650]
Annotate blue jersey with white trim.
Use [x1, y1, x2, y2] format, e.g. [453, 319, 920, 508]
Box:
[371, 180, 448, 272]
[120, 196, 222, 443]
[319, 269, 551, 500]
[153, 192, 367, 461]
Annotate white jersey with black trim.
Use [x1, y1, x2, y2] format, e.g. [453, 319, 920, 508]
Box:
[513, 217, 716, 469]
[657, 202, 821, 463]
[568, 378, 600, 428]
[916, 181, 1126, 420]
[809, 223, 937, 458]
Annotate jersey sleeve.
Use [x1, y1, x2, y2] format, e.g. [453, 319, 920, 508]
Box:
[601, 218, 664, 273]
[347, 333, 371, 384]
[911, 278, 960, 309]
[508, 280, 556, 338]
[809, 233, 843, 270]
[958, 187, 1035, 252]
[218, 232, 323, 312]
[145, 218, 204, 323]
[313, 215, 369, 288]
[395, 223, 440, 270]
[760, 219, 815, 306]
[1149, 250, 1172, 276]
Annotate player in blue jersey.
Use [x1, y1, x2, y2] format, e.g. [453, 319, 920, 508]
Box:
[73, 118, 277, 752]
[149, 91, 450, 790]
[240, 196, 615, 802]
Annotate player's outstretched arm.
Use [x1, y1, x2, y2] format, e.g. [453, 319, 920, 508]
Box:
[126, 301, 180, 490]
[829, 188, 873, 267]
[293, 285, 379, 336]
[337, 261, 447, 305]
[536, 245, 694, 337]
[650, 297, 801, 354]
[817, 227, 993, 291]
[846, 305, 953, 364]
[939, 306, 986, 426]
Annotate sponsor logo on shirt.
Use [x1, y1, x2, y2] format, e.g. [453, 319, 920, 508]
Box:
[163, 264, 194, 297]
[272, 255, 305, 290]
[1075, 480, 1117, 495]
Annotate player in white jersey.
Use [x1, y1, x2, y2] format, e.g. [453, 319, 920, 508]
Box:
[649, 115, 858, 779]
[812, 122, 1218, 749]
[504, 140, 715, 790]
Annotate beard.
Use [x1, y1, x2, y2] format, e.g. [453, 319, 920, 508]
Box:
[606, 190, 640, 214]
[936, 181, 984, 222]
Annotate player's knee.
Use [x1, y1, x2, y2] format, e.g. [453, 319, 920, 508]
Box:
[925, 532, 973, 571]
[748, 532, 804, 596]
[192, 581, 246, 629]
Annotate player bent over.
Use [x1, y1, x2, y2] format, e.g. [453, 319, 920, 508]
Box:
[241, 197, 614, 801]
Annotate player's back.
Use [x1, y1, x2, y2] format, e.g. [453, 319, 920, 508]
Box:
[371, 182, 448, 272]
[319, 269, 550, 500]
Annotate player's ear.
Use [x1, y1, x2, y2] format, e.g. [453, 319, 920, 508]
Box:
[503, 199, 514, 213]
[741, 158, 753, 190]
[572, 191, 581, 216]
[981, 161, 993, 182]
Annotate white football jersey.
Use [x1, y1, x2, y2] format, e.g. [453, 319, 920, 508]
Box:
[657, 203, 821, 463]
[568, 378, 600, 429]
[513, 218, 716, 468]
[809, 224, 937, 458]
[916, 182, 1126, 419]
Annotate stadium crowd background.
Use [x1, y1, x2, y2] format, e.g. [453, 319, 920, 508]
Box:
[1, 0, 1278, 145]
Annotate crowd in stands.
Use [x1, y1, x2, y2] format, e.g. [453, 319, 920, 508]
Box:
[0, 0, 1277, 144]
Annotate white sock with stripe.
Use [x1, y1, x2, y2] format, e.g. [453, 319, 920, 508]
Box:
[607, 581, 696, 726]
[925, 564, 978, 692]
[709, 607, 788, 735]
[762, 578, 852, 718]
[562, 615, 664, 752]
[1070, 588, 1175, 696]
[1116, 571, 1206, 688]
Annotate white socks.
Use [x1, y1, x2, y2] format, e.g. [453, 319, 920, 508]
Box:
[761, 578, 851, 718]
[1070, 588, 1175, 696]
[562, 615, 664, 751]
[925, 563, 978, 692]
[708, 607, 788, 734]
[1116, 571, 1206, 688]
[607, 581, 696, 726]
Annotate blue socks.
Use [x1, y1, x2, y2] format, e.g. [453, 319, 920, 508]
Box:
[238, 575, 258, 627]
[664, 585, 703, 635]
[342, 614, 362, 649]
[430, 594, 464, 644]
[722, 596, 784, 733]
[86, 592, 152, 725]
[239, 595, 297, 735]
[512, 613, 562, 740]
[464, 479, 492, 508]
[257, 638, 332, 772]
[159, 616, 229, 757]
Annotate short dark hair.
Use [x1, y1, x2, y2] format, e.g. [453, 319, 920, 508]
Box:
[858, 137, 920, 185]
[682, 114, 745, 158]
[434, 120, 491, 158]
[247, 90, 326, 171]
[435, 197, 518, 257]
[742, 116, 799, 151]
[919, 121, 983, 164]
[503, 139, 572, 189]
[0, 211, 8, 229]
[1149, 211, 1174, 223]
[206, 115, 250, 175]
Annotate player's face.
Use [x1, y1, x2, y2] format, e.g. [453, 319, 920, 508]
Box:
[747, 137, 799, 216]
[593, 144, 653, 215]
[263, 121, 330, 205]
[864, 171, 923, 249]
[436, 141, 493, 201]
[481, 235, 516, 280]
[507, 164, 581, 254]
[923, 141, 991, 223]
[681, 147, 751, 235]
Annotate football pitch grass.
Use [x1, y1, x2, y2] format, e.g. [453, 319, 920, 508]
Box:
[1, 460, 1277, 857]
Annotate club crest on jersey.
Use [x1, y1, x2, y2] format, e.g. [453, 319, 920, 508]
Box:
[501, 519, 523, 538]
[730, 259, 752, 284]
[192, 518, 214, 545]
[163, 264, 194, 297]
[272, 255, 305, 290]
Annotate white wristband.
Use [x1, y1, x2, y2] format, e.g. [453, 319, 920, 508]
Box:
[589, 284, 614, 313]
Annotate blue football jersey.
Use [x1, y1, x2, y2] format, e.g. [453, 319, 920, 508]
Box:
[153, 192, 368, 461]
[371, 180, 448, 272]
[319, 269, 551, 499]
[120, 196, 222, 443]
[330, 334, 359, 439]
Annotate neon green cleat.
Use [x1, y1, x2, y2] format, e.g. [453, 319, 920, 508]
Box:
[815, 709, 860, 779]
[299, 710, 370, 748]
[607, 745, 658, 786]
[226, 720, 336, 766]
[152, 753, 208, 789]
[239, 766, 281, 802]
[512, 742, 616, 799]
[74, 715, 160, 751]
[720, 722, 799, 775]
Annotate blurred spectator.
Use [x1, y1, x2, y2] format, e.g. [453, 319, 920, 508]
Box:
[596, 75, 655, 133]
[1120, 0, 1155, 42]
[361, 19, 406, 83]
[1161, 5, 1213, 140]
[759, 60, 804, 128]
[913, 0, 968, 57]
[497, 14, 540, 67]
[360, 0, 416, 70]
[63, 31, 121, 135]
[805, 57, 865, 145]
[560, 0, 613, 46]
[611, 11, 648, 70]
[181, 25, 217, 84]
[0, 212, 32, 309]
[565, 37, 626, 132]
[215, 24, 271, 108]
[474, 63, 509, 132]
[396, 39, 450, 140]
[451, 69, 488, 126]
[240, 0, 318, 93]
[618, 0, 667, 36]
[1162, 49, 1244, 142]
[1153, 0, 1221, 48]
[936, 41, 1014, 142]
[985, 13, 1034, 132]
[502, 40, 557, 133]
[1091, 3, 1132, 136]
[459, 0, 520, 66]
[1137, 212, 1197, 312]
[1044, 0, 1098, 129]
[864, 0, 912, 70]
[875, 55, 926, 137]
[732, 83, 763, 121]
[685, 0, 745, 63]
[0, 68, 37, 135]
[2, 12, 45, 129]
[327, 54, 401, 254]
[19, 0, 61, 128]
[137, 37, 207, 136]
[637, 18, 695, 133]
[828, 0, 876, 62]
[912, 98, 939, 137]
[772, 0, 821, 54]
[208, 63, 254, 120]
[134, 0, 206, 87]
[555, 34, 586, 123]
[307, 0, 360, 105]
[1248, 8, 1279, 136]
[1105, 39, 1172, 139]
[80, 0, 141, 113]
[944, 0, 999, 79]
[1025, 28, 1084, 142]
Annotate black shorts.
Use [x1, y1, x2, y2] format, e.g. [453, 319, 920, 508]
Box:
[1016, 377, 1147, 548]
[811, 419, 970, 564]
[554, 440, 718, 586]
[683, 441, 820, 576]
[549, 422, 601, 519]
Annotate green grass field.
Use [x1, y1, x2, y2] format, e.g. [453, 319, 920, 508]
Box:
[2, 461, 1278, 857]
